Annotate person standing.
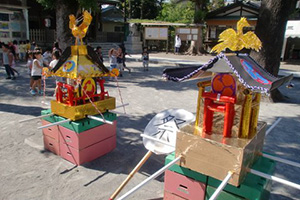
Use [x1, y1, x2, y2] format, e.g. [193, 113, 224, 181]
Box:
[8, 46, 19, 76]
[141, 47, 149, 71]
[30, 50, 44, 95]
[19, 41, 26, 61]
[95, 46, 103, 63]
[119, 43, 131, 73]
[174, 35, 181, 55]
[26, 51, 34, 90]
[13, 40, 20, 61]
[2, 44, 16, 80]
[117, 47, 123, 77]
[108, 48, 118, 80]
[52, 42, 62, 55]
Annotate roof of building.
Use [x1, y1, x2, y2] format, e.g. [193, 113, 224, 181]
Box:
[206, 1, 260, 20]
[102, 5, 124, 23]
[140, 22, 204, 27]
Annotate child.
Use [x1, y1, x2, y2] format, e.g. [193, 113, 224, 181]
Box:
[26, 51, 34, 90]
[117, 47, 123, 77]
[2, 44, 16, 80]
[49, 51, 61, 96]
[19, 41, 26, 61]
[95, 46, 103, 63]
[31, 50, 44, 95]
[108, 48, 117, 80]
[142, 47, 149, 71]
[43, 48, 52, 65]
[13, 40, 19, 61]
[8, 45, 19, 76]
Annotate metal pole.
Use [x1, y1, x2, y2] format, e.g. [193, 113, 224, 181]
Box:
[262, 153, 300, 169]
[266, 118, 282, 136]
[117, 156, 182, 200]
[250, 169, 300, 190]
[209, 171, 233, 200]
[87, 115, 113, 125]
[37, 119, 71, 129]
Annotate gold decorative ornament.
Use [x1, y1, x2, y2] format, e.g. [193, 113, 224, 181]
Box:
[211, 17, 262, 53]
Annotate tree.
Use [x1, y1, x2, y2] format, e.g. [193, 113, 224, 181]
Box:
[36, 0, 98, 50]
[121, 0, 162, 19]
[156, 1, 195, 23]
[250, 0, 297, 101]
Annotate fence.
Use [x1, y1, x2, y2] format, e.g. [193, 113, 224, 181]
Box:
[29, 29, 56, 43]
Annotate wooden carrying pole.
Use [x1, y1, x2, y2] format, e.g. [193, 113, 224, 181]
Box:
[109, 151, 153, 200]
[117, 155, 182, 200]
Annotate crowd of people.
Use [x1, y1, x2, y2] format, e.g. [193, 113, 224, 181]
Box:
[0, 40, 62, 95]
[1, 40, 150, 96]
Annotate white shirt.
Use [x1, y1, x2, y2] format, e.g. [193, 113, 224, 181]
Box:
[27, 59, 33, 74]
[31, 59, 43, 76]
[109, 55, 117, 65]
[175, 36, 181, 48]
[49, 59, 58, 69]
[3, 52, 9, 65]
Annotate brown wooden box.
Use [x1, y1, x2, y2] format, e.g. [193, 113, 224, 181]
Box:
[175, 121, 267, 186]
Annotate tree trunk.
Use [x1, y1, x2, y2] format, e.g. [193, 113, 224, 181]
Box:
[251, 0, 296, 76]
[55, 0, 78, 50]
[193, 0, 205, 55]
[250, 0, 296, 101]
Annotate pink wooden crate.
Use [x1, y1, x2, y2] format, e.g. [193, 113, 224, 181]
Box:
[41, 120, 61, 142]
[164, 170, 206, 200]
[43, 134, 60, 155]
[164, 190, 188, 200]
[59, 121, 117, 150]
[60, 135, 116, 165]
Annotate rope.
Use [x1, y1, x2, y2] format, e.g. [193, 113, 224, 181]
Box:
[41, 75, 48, 105]
[77, 80, 106, 121]
[115, 77, 126, 114]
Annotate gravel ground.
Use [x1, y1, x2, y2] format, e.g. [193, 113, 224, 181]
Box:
[0, 58, 299, 200]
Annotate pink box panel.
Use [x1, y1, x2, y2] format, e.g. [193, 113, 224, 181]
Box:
[164, 190, 187, 200]
[41, 119, 60, 142]
[59, 121, 117, 150]
[164, 170, 206, 200]
[43, 134, 60, 155]
[60, 135, 116, 165]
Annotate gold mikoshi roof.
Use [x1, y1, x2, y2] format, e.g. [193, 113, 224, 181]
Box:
[53, 45, 107, 79]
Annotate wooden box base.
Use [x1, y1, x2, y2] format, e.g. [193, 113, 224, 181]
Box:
[60, 135, 116, 165]
[164, 170, 205, 200]
[176, 121, 267, 186]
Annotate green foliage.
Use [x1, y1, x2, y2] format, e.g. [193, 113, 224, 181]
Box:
[36, 0, 56, 9]
[77, 0, 98, 11]
[207, 0, 225, 12]
[36, 0, 98, 11]
[156, 1, 195, 23]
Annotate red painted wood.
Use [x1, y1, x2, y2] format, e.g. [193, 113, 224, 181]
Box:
[41, 120, 60, 142]
[59, 135, 116, 165]
[164, 190, 188, 200]
[164, 170, 206, 200]
[43, 134, 60, 155]
[203, 99, 213, 134]
[59, 121, 117, 150]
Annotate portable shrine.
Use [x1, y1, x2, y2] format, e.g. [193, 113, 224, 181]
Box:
[49, 11, 117, 121]
[163, 17, 293, 186]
